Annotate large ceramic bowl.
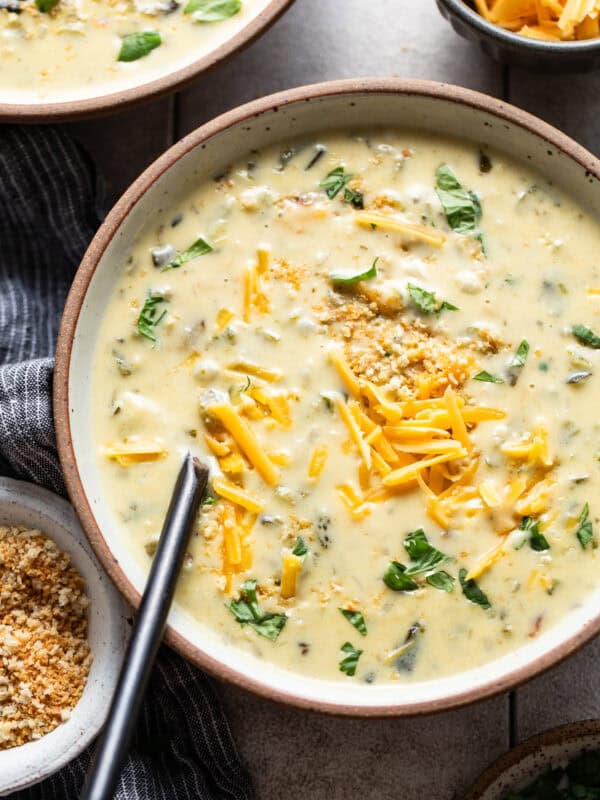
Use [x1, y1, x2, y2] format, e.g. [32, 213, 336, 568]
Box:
[54, 78, 600, 716]
[0, 0, 293, 122]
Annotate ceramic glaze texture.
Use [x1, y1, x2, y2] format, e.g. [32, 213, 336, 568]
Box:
[57, 83, 600, 712]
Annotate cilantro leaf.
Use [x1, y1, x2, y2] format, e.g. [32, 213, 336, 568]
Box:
[162, 236, 213, 271]
[403, 529, 447, 575]
[384, 530, 451, 591]
[35, 0, 59, 11]
[473, 370, 504, 384]
[426, 570, 455, 592]
[573, 324, 600, 349]
[339, 641, 362, 676]
[247, 614, 288, 640]
[383, 561, 419, 592]
[339, 608, 367, 636]
[506, 339, 530, 384]
[459, 568, 491, 609]
[136, 292, 168, 342]
[407, 283, 458, 314]
[520, 516, 550, 552]
[576, 502, 594, 548]
[118, 31, 161, 62]
[343, 187, 364, 209]
[508, 339, 530, 369]
[183, 0, 241, 20]
[330, 257, 378, 286]
[435, 164, 482, 234]
[228, 579, 287, 641]
[319, 166, 353, 199]
[292, 536, 308, 558]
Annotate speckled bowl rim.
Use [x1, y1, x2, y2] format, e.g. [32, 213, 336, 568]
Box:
[465, 720, 600, 799]
[54, 77, 600, 717]
[0, 0, 294, 122]
[438, 0, 600, 54]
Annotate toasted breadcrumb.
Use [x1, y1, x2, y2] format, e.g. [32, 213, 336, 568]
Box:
[317, 293, 479, 399]
[0, 526, 92, 750]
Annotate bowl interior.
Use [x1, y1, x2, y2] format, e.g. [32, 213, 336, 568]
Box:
[65, 83, 600, 713]
[0, 478, 128, 795]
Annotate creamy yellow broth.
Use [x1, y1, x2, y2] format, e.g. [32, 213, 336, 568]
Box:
[93, 130, 600, 684]
[0, 0, 269, 103]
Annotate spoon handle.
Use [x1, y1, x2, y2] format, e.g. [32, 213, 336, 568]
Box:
[81, 453, 209, 800]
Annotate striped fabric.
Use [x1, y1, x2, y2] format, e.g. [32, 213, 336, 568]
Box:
[0, 126, 253, 800]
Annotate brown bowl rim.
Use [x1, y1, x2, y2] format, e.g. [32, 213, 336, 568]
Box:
[465, 719, 600, 799]
[0, 0, 294, 122]
[54, 77, 600, 716]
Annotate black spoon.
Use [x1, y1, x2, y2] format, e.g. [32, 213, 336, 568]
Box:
[81, 453, 209, 800]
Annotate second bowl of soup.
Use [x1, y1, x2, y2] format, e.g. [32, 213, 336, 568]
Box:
[55, 79, 600, 714]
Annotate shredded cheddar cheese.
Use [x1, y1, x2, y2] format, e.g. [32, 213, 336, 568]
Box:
[472, 0, 600, 40]
[212, 477, 264, 514]
[207, 403, 280, 486]
[354, 211, 447, 247]
[103, 442, 167, 466]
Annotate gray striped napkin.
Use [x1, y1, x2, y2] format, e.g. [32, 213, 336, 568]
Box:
[0, 125, 253, 800]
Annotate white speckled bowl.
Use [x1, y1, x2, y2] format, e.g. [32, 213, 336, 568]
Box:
[0, 477, 129, 796]
[54, 78, 600, 716]
[466, 720, 600, 799]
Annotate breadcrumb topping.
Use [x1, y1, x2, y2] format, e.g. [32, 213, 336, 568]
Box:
[0, 526, 92, 750]
[317, 293, 479, 400]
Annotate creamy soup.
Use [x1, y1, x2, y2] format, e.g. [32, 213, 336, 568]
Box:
[93, 130, 600, 684]
[0, 0, 269, 103]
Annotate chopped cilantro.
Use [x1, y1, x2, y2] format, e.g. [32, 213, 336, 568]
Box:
[435, 164, 482, 235]
[339, 609, 367, 636]
[573, 324, 600, 349]
[426, 570, 455, 592]
[292, 536, 308, 558]
[459, 568, 491, 609]
[330, 258, 378, 286]
[136, 292, 168, 342]
[519, 516, 550, 552]
[339, 642, 362, 676]
[183, 0, 241, 20]
[162, 236, 213, 271]
[473, 370, 504, 384]
[118, 31, 161, 62]
[228, 579, 287, 640]
[407, 283, 458, 314]
[383, 561, 419, 592]
[576, 502, 594, 548]
[319, 166, 353, 199]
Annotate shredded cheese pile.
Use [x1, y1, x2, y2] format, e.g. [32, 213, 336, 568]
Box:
[329, 351, 501, 519]
[473, 0, 600, 40]
[329, 349, 558, 587]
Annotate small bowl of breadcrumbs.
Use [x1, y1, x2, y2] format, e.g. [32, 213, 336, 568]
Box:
[0, 478, 128, 795]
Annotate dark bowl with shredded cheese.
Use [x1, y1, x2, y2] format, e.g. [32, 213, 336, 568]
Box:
[437, 0, 600, 72]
